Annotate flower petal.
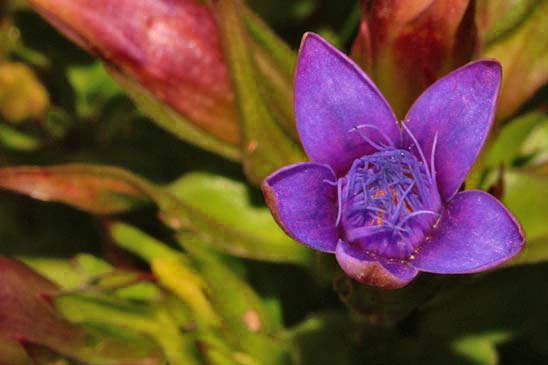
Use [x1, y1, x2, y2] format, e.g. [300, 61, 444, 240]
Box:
[295, 33, 399, 176]
[412, 190, 524, 273]
[262, 162, 338, 253]
[403, 60, 502, 201]
[335, 240, 418, 289]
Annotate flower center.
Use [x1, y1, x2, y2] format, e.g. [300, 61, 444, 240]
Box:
[337, 148, 441, 259]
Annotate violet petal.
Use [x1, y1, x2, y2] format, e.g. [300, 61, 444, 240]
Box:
[295, 33, 399, 176]
[412, 190, 524, 273]
[262, 162, 339, 253]
[403, 60, 502, 201]
[335, 240, 418, 289]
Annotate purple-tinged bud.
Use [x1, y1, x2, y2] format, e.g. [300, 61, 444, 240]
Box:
[351, 0, 477, 118]
[28, 0, 240, 146]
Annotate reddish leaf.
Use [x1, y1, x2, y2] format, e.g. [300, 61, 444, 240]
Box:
[0, 257, 86, 356]
[0, 164, 155, 214]
[0, 333, 35, 365]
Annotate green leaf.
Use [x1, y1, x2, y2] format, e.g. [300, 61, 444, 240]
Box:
[0, 257, 168, 364]
[109, 223, 220, 327]
[110, 223, 290, 365]
[521, 116, 548, 166]
[22, 254, 162, 301]
[243, 4, 298, 140]
[56, 293, 192, 365]
[243, 6, 295, 77]
[289, 312, 499, 365]
[152, 258, 222, 327]
[0, 124, 41, 151]
[164, 172, 313, 265]
[479, 0, 541, 45]
[19, 257, 89, 289]
[109, 70, 241, 161]
[484, 0, 548, 120]
[67, 61, 121, 119]
[288, 312, 359, 365]
[486, 112, 548, 168]
[0, 164, 159, 215]
[503, 169, 548, 240]
[109, 222, 181, 261]
[215, 0, 305, 184]
[450, 336, 498, 365]
[410, 336, 499, 365]
[76, 322, 167, 365]
[178, 236, 291, 365]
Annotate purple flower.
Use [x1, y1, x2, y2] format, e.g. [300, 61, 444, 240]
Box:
[262, 33, 525, 289]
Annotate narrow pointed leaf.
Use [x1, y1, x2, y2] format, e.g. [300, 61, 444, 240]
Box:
[503, 169, 548, 241]
[110, 223, 289, 364]
[486, 112, 548, 168]
[109, 70, 241, 160]
[56, 294, 187, 365]
[215, 0, 305, 184]
[0, 334, 35, 365]
[288, 313, 359, 365]
[163, 172, 313, 265]
[484, 0, 548, 119]
[0, 257, 87, 355]
[477, 0, 540, 44]
[21, 255, 160, 302]
[0, 257, 168, 364]
[178, 236, 291, 365]
[243, 4, 298, 139]
[0, 164, 158, 214]
[109, 222, 220, 327]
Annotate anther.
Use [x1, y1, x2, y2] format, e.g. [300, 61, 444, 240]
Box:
[338, 147, 441, 258]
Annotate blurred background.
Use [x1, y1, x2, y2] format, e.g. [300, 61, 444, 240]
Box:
[0, 0, 547, 364]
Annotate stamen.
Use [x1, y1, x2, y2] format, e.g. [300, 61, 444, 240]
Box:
[398, 210, 440, 226]
[346, 225, 393, 241]
[431, 132, 439, 181]
[345, 159, 361, 200]
[349, 127, 387, 151]
[402, 123, 432, 180]
[336, 178, 343, 226]
[383, 220, 410, 233]
[337, 147, 441, 258]
[390, 181, 416, 223]
[366, 206, 387, 214]
[353, 124, 395, 147]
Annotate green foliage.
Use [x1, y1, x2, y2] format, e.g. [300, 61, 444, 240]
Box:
[165, 172, 313, 265]
[0, 1, 547, 364]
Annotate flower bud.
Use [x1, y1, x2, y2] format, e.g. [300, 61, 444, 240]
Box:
[351, 0, 477, 118]
[28, 0, 240, 147]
